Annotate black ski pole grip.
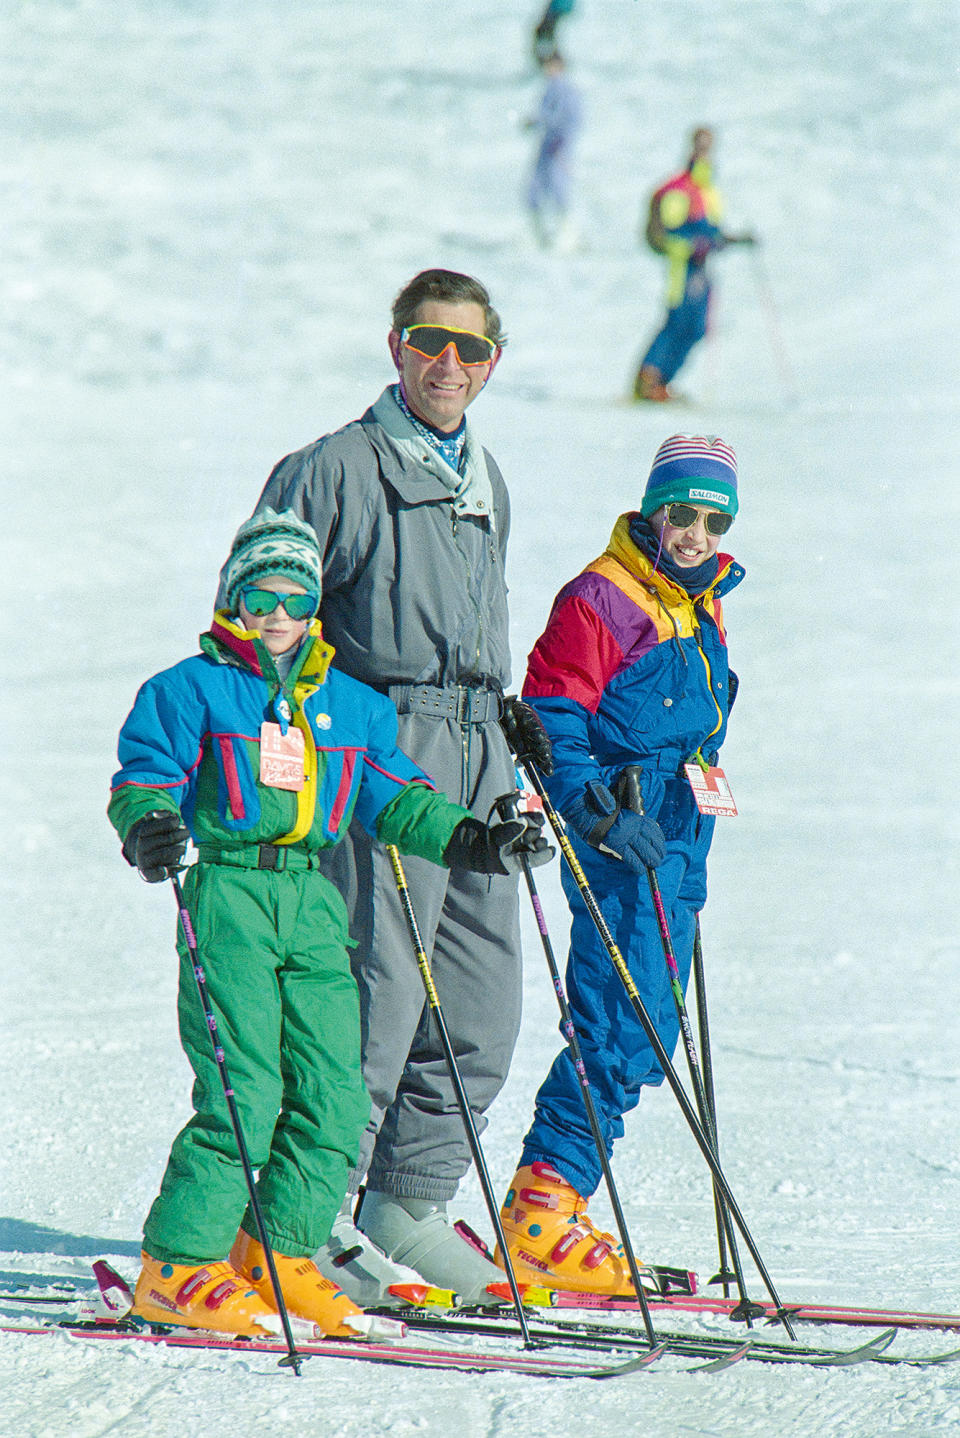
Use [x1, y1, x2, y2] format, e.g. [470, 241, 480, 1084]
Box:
[494, 791, 523, 824]
[619, 764, 645, 815]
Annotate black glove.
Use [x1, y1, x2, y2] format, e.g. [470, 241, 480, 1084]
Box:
[500, 696, 554, 776]
[443, 811, 554, 875]
[122, 811, 190, 883]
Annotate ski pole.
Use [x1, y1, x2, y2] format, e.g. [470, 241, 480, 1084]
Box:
[170, 875, 303, 1376]
[384, 845, 536, 1350]
[519, 760, 796, 1340]
[495, 792, 661, 1351]
[749, 245, 798, 406]
[617, 767, 747, 1310]
[692, 915, 732, 1293]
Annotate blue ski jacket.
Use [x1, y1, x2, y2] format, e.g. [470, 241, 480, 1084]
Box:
[108, 613, 469, 864]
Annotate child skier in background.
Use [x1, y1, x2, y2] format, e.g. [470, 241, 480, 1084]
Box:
[108, 509, 551, 1338]
[525, 51, 583, 251]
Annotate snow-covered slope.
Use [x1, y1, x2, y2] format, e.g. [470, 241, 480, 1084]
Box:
[2, 2, 958, 1434]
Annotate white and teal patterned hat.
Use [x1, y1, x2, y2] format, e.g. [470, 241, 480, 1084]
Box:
[223, 508, 323, 610]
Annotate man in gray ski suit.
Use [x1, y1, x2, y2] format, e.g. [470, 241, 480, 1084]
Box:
[233, 269, 547, 1303]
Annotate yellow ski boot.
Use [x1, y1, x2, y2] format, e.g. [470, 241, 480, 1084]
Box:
[132, 1250, 282, 1336]
[495, 1161, 639, 1296]
[230, 1230, 403, 1340]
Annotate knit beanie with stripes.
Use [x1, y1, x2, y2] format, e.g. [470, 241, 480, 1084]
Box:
[223, 508, 323, 611]
[640, 434, 739, 518]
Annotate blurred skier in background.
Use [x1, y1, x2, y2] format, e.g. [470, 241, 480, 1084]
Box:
[525, 51, 583, 251]
[532, 0, 577, 65]
[632, 127, 756, 402]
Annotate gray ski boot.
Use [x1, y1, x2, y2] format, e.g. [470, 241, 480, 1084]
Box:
[313, 1195, 426, 1307]
[356, 1190, 503, 1303]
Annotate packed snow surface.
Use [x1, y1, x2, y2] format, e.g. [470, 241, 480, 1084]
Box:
[2, 2, 958, 1434]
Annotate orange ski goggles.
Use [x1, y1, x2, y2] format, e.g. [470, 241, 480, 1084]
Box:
[400, 324, 497, 367]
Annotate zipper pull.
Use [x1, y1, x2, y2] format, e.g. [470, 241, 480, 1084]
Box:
[273, 695, 292, 736]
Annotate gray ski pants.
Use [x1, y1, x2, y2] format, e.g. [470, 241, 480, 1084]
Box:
[316, 703, 523, 1202]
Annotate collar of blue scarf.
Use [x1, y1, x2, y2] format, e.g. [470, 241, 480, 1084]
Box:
[628, 514, 720, 595]
[393, 384, 466, 474]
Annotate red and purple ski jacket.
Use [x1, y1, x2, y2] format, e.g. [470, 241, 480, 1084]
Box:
[522, 514, 744, 832]
[648, 162, 725, 307]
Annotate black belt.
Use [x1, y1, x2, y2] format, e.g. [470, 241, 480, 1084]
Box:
[196, 844, 323, 872]
[387, 682, 504, 725]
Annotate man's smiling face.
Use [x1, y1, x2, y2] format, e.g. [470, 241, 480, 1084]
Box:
[389, 298, 497, 432]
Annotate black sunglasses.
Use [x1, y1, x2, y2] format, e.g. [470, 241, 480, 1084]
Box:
[665, 502, 734, 536]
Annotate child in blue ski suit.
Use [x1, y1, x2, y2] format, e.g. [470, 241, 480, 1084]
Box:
[496, 436, 744, 1294]
[525, 51, 583, 248]
[109, 509, 550, 1338]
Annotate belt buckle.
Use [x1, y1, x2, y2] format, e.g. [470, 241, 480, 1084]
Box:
[455, 686, 471, 724]
[259, 844, 281, 870]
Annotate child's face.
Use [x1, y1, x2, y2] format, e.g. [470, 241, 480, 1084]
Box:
[649, 504, 725, 568]
[237, 575, 317, 657]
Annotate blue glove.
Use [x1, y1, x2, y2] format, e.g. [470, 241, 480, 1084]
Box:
[566, 779, 666, 872]
[599, 807, 667, 872]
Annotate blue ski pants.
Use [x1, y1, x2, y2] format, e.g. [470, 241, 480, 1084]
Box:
[641, 275, 711, 385]
[520, 797, 713, 1197]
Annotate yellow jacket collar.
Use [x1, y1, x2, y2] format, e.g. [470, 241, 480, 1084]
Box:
[205, 611, 335, 684]
[605, 514, 734, 606]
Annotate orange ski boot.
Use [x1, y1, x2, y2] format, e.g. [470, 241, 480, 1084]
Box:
[132, 1250, 283, 1336]
[632, 365, 673, 403]
[495, 1161, 640, 1296]
[230, 1229, 404, 1340]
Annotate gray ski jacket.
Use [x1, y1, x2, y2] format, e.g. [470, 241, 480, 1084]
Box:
[234, 386, 522, 1199]
[252, 387, 512, 695]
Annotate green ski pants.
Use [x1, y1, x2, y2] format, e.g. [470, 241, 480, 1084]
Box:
[143, 861, 371, 1265]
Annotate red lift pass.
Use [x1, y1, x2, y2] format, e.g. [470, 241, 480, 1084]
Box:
[683, 763, 738, 817]
[260, 722, 305, 791]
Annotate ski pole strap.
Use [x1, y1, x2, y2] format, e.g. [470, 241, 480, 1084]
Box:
[386, 682, 504, 725]
[584, 778, 621, 848]
[195, 843, 324, 872]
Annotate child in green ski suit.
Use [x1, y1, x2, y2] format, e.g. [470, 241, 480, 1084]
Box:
[108, 509, 550, 1338]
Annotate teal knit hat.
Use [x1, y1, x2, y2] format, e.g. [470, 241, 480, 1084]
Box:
[640, 434, 739, 518]
[223, 508, 323, 610]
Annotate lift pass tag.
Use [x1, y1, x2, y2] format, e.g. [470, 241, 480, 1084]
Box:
[683, 763, 738, 817]
[260, 721, 305, 791]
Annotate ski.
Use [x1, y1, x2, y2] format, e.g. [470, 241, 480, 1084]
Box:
[541, 1317, 909, 1369]
[645, 1291, 960, 1333]
[386, 1307, 960, 1368]
[370, 1307, 905, 1369]
[0, 1293, 84, 1305]
[375, 1308, 740, 1371]
[467, 1283, 960, 1333]
[0, 1317, 657, 1380]
[453, 1219, 960, 1334]
[6, 1265, 960, 1343]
